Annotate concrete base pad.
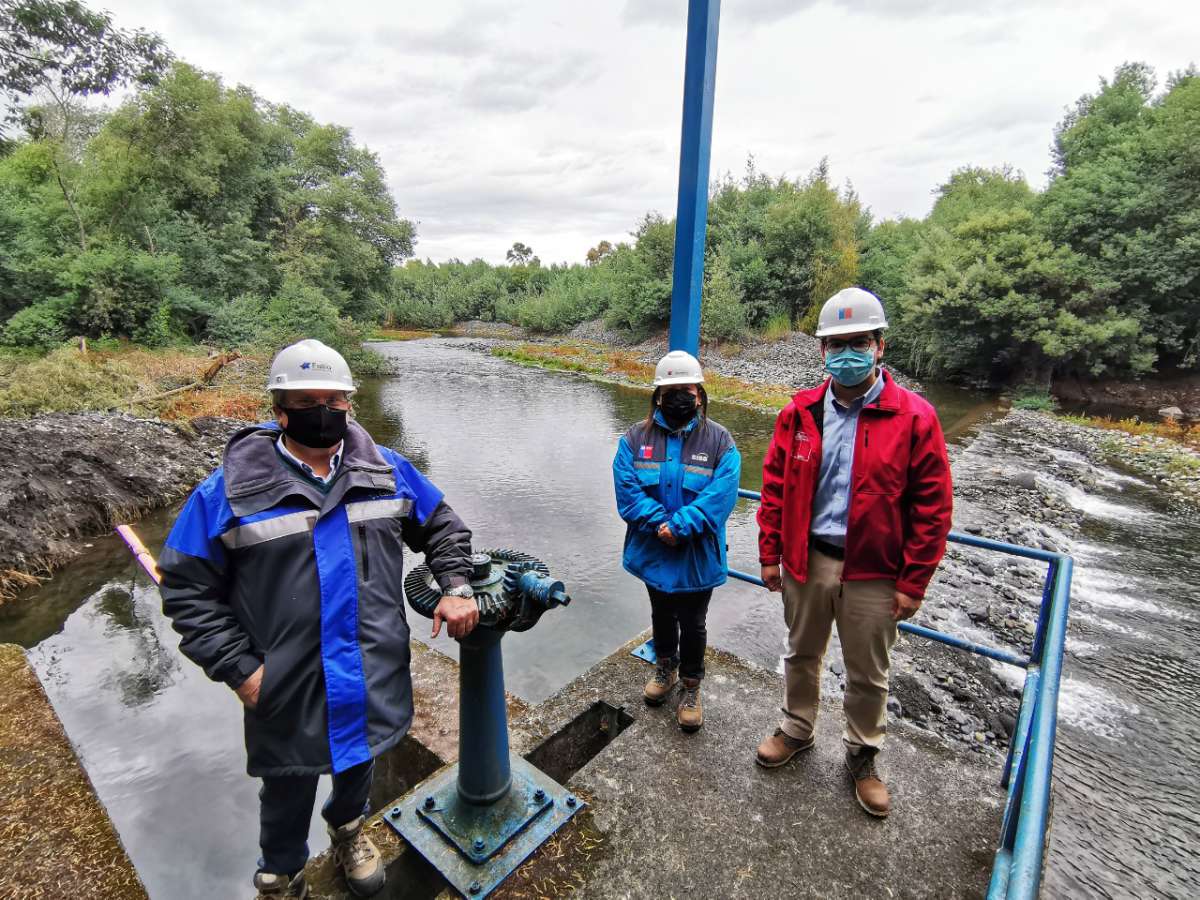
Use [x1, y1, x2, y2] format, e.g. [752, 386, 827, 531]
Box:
[512, 636, 1004, 899]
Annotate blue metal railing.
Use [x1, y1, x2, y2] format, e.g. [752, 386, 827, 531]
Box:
[730, 488, 1073, 899]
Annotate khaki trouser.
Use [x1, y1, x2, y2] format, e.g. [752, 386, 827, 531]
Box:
[780, 548, 898, 750]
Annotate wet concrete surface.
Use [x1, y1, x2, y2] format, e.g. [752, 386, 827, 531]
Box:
[310, 635, 1003, 899]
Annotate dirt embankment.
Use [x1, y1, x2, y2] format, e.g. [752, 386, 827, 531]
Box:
[0, 413, 241, 600]
[1053, 371, 1200, 419]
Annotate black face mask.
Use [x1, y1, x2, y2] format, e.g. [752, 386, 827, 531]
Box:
[281, 405, 348, 449]
[660, 391, 698, 429]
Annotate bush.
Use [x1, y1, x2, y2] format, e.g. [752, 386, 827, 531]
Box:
[1, 298, 70, 349]
[1011, 390, 1058, 412]
[205, 292, 268, 348]
[512, 266, 612, 333]
[57, 244, 186, 341]
[701, 252, 748, 343]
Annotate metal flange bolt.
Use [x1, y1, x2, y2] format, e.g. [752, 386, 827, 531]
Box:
[469, 881, 482, 895]
[389, 806, 402, 819]
[424, 795, 436, 810]
[566, 795, 577, 808]
[533, 788, 546, 803]
[473, 836, 485, 852]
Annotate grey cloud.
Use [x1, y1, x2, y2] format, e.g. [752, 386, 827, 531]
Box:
[624, 0, 1044, 28]
[458, 51, 602, 113]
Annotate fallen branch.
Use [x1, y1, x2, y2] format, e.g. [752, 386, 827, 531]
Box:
[114, 351, 241, 410]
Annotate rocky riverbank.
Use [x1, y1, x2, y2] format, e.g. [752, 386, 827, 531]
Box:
[0, 413, 240, 600]
[887, 407, 1198, 756]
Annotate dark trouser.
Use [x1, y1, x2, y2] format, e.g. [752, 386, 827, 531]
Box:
[647, 586, 713, 681]
[258, 759, 374, 877]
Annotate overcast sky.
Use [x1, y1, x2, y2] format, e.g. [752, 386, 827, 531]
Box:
[97, 0, 1197, 265]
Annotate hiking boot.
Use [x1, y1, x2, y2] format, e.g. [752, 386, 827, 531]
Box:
[328, 816, 385, 897]
[677, 677, 703, 732]
[755, 728, 815, 768]
[253, 871, 309, 899]
[845, 747, 890, 818]
[643, 661, 679, 706]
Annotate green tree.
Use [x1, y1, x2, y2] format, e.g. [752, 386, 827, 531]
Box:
[506, 241, 534, 265]
[899, 208, 1151, 381]
[700, 250, 747, 343]
[1041, 64, 1200, 369]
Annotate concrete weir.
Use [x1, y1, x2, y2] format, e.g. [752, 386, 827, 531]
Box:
[307, 636, 1004, 899]
[0, 643, 147, 899]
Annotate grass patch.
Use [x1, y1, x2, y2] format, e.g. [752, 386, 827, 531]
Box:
[759, 312, 793, 342]
[0, 344, 269, 420]
[1012, 390, 1058, 412]
[493, 342, 795, 412]
[371, 327, 438, 341]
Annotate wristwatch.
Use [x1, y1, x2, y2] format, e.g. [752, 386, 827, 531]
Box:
[445, 584, 474, 599]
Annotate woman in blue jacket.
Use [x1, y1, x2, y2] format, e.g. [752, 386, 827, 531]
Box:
[613, 350, 741, 732]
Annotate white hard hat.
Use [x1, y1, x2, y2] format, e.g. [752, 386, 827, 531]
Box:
[267, 339, 356, 393]
[653, 350, 704, 387]
[815, 287, 889, 338]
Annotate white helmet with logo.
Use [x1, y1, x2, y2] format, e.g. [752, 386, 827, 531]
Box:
[815, 287, 889, 338]
[267, 339, 356, 393]
[653, 350, 705, 387]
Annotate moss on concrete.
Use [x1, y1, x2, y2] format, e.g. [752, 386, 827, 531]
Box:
[0, 643, 146, 899]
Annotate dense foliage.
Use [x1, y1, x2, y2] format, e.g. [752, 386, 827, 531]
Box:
[0, 44, 412, 359]
[0, 2, 1195, 386]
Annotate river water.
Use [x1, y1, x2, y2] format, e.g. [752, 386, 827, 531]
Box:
[0, 338, 1193, 898]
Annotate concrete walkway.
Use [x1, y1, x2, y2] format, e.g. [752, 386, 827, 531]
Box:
[310, 636, 1004, 899]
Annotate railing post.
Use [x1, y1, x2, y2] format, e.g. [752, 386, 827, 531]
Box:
[668, 0, 721, 357]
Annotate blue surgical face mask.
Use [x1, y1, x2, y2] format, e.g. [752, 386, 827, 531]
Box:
[824, 348, 876, 387]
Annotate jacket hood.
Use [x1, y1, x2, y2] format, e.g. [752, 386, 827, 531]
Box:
[222, 419, 395, 514]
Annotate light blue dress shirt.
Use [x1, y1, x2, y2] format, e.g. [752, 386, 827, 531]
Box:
[810, 371, 885, 547]
[276, 434, 343, 485]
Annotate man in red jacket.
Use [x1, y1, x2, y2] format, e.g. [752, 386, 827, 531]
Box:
[754, 287, 953, 818]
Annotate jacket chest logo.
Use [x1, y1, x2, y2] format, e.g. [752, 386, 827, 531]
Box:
[639, 445, 654, 460]
[792, 431, 813, 462]
[691, 452, 709, 463]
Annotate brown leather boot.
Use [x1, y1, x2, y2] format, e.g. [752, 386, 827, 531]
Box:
[845, 747, 890, 818]
[755, 728, 815, 768]
[677, 677, 703, 732]
[643, 661, 678, 706]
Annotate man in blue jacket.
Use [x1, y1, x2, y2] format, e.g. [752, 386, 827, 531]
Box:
[613, 351, 741, 732]
[159, 339, 479, 899]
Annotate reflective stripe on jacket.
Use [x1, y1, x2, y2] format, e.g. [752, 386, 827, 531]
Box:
[613, 412, 741, 593]
[158, 421, 471, 777]
[756, 371, 953, 599]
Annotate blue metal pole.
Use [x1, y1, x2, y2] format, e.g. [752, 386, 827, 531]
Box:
[1008, 556, 1074, 897]
[668, 0, 721, 357]
[1002, 668, 1041, 790]
[456, 627, 513, 804]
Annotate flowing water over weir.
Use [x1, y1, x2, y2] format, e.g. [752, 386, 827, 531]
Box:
[0, 337, 1195, 898]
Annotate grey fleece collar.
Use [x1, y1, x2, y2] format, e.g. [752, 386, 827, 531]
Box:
[222, 421, 396, 517]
